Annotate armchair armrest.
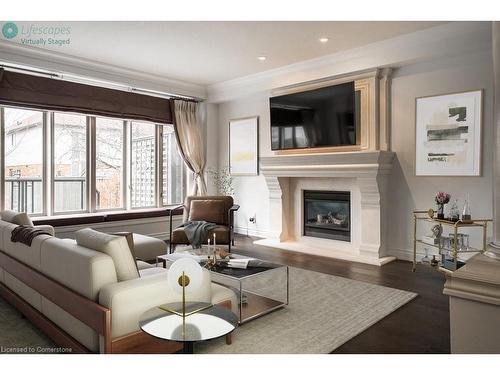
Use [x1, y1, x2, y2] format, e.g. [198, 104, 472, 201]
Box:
[229, 204, 240, 212]
[169, 204, 185, 223]
[169, 204, 186, 253]
[170, 204, 186, 212]
[227, 205, 240, 251]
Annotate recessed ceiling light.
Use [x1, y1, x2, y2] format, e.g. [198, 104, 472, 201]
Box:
[258, 56, 266, 61]
[319, 37, 329, 43]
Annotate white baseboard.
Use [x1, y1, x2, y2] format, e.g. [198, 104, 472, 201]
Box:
[388, 247, 440, 262]
[234, 226, 269, 239]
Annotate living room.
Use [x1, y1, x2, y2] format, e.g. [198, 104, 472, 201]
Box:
[1, 1, 500, 374]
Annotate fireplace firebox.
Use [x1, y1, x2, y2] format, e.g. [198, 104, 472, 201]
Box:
[303, 190, 351, 242]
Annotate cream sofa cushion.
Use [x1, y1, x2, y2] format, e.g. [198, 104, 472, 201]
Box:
[40, 237, 117, 301]
[132, 233, 168, 261]
[75, 228, 139, 282]
[99, 268, 213, 339]
[0, 210, 34, 226]
[1, 222, 51, 271]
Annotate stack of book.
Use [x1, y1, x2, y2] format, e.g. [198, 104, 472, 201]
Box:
[227, 258, 251, 269]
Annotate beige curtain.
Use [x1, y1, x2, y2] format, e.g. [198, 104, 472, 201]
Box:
[173, 99, 207, 196]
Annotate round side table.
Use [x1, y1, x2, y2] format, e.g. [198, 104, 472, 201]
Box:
[139, 302, 238, 354]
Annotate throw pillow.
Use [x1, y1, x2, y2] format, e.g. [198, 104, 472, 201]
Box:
[188, 200, 225, 224]
[75, 228, 139, 281]
[0, 210, 34, 226]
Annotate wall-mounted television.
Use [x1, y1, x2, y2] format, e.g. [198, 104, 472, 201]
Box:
[270, 81, 359, 151]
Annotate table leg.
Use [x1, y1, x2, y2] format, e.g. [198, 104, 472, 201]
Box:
[413, 215, 417, 272]
[182, 341, 194, 354]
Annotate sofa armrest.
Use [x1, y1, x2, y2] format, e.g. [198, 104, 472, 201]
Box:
[98, 269, 212, 339]
[33, 224, 55, 236]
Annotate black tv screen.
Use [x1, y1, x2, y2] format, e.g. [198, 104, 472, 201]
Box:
[270, 81, 358, 150]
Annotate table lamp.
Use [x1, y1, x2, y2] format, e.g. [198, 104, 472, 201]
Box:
[161, 258, 213, 322]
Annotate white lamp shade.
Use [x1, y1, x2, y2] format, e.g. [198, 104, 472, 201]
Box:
[167, 258, 203, 294]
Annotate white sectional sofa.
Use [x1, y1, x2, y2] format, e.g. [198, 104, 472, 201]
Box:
[0, 218, 237, 353]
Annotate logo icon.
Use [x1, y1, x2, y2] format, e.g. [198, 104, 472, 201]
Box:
[2, 22, 18, 39]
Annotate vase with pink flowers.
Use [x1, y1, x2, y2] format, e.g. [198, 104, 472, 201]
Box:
[435, 192, 451, 220]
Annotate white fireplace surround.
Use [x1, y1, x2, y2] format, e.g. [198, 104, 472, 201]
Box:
[255, 151, 396, 266]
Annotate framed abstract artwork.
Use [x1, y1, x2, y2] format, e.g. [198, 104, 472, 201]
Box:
[229, 116, 259, 176]
[415, 90, 482, 176]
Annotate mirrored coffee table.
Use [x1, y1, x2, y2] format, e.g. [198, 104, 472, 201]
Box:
[157, 251, 289, 323]
[139, 302, 238, 354]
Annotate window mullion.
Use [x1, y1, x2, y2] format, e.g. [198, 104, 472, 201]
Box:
[89, 116, 96, 212]
[42, 111, 49, 216]
[157, 124, 163, 208]
[122, 121, 128, 211]
[125, 121, 132, 210]
[49, 112, 55, 216]
[0, 107, 4, 211]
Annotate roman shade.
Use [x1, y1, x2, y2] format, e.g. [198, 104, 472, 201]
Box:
[0, 68, 173, 124]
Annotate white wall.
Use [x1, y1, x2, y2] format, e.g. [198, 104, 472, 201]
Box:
[204, 102, 220, 195]
[216, 95, 271, 237]
[389, 50, 494, 260]
[215, 50, 495, 261]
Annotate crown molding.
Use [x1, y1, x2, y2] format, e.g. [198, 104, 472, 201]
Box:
[0, 40, 207, 99]
[207, 21, 492, 103]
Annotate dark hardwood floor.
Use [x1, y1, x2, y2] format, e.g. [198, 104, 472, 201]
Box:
[231, 234, 450, 354]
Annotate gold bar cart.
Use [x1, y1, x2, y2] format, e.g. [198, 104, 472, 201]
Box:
[412, 210, 492, 272]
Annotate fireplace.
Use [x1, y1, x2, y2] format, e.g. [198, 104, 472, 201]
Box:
[303, 190, 351, 242]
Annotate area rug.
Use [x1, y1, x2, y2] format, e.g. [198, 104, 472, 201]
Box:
[196, 267, 417, 354]
[0, 267, 416, 354]
[0, 296, 55, 353]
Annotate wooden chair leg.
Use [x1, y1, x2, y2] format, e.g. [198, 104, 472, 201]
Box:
[217, 300, 234, 345]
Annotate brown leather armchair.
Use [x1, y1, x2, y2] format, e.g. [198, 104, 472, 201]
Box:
[169, 196, 240, 254]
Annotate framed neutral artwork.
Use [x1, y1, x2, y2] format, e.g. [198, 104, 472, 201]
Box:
[229, 116, 259, 175]
[415, 90, 482, 176]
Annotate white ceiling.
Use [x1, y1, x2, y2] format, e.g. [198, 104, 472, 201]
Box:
[6, 21, 447, 85]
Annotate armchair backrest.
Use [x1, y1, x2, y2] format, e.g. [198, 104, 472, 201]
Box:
[183, 196, 234, 225]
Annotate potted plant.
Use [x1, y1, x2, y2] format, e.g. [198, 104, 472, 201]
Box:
[207, 166, 234, 197]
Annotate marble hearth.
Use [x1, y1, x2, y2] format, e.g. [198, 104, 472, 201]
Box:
[255, 151, 396, 266]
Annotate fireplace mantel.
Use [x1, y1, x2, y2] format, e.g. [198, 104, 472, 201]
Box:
[260, 151, 395, 177]
[257, 150, 396, 266]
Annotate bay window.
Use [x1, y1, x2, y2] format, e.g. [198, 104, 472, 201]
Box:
[0, 106, 186, 216]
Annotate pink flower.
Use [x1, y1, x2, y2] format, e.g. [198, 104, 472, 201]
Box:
[435, 192, 451, 205]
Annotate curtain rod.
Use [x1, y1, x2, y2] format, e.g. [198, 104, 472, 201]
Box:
[0, 63, 201, 102]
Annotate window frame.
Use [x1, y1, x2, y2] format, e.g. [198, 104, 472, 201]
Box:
[51, 112, 90, 216]
[92, 117, 127, 213]
[159, 124, 186, 207]
[0, 105, 48, 217]
[129, 121, 158, 210]
[0, 105, 186, 217]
